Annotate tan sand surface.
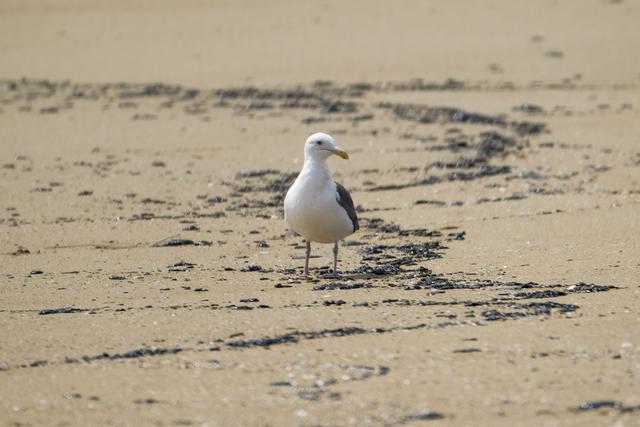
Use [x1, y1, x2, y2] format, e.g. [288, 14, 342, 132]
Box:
[1, 1, 639, 426]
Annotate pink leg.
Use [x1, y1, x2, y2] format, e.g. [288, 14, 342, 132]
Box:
[304, 240, 311, 276]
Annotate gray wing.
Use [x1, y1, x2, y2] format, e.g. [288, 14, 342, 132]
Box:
[335, 181, 359, 232]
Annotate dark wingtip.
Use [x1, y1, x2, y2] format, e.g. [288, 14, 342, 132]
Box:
[335, 181, 359, 233]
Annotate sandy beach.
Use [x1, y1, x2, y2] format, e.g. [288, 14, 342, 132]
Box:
[1, 1, 639, 426]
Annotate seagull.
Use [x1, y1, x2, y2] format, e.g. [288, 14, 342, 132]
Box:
[284, 132, 359, 277]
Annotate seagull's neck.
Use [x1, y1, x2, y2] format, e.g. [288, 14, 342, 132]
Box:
[301, 158, 332, 180]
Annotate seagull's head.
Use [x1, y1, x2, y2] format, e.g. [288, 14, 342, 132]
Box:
[304, 132, 349, 162]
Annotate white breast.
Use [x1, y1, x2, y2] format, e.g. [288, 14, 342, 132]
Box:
[284, 167, 354, 244]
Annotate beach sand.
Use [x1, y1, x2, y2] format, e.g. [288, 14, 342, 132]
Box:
[1, 1, 639, 426]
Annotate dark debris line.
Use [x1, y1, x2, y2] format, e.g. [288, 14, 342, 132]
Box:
[20, 278, 618, 370]
[19, 347, 184, 370]
[379, 102, 545, 136]
[38, 307, 88, 315]
[223, 292, 585, 349]
[2, 78, 549, 202]
[576, 400, 640, 413]
[366, 131, 530, 192]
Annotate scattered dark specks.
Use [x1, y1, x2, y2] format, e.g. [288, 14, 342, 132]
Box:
[154, 238, 211, 247]
[109, 274, 127, 280]
[488, 63, 503, 74]
[11, 247, 30, 256]
[531, 352, 549, 358]
[447, 231, 466, 240]
[134, 398, 160, 405]
[514, 103, 544, 114]
[132, 113, 157, 121]
[140, 198, 166, 204]
[545, 50, 564, 58]
[255, 240, 270, 248]
[119, 101, 137, 109]
[31, 187, 52, 192]
[584, 164, 610, 173]
[205, 196, 227, 204]
[567, 283, 617, 293]
[354, 263, 404, 276]
[151, 160, 166, 167]
[131, 212, 155, 220]
[477, 192, 526, 204]
[297, 388, 323, 400]
[313, 283, 373, 291]
[82, 347, 182, 362]
[182, 224, 200, 231]
[270, 381, 292, 387]
[235, 169, 280, 178]
[168, 261, 196, 272]
[240, 264, 263, 272]
[323, 300, 346, 306]
[401, 411, 445, 422]
[40, 106, 59, 114]
[352, 113, 374, 121]
[576, 400, 634, 411]
[63, 392, 82, 399]
[227, 334, 298, 348]
[482, 309, 527, 321]
[78, 190, 93, 196]
[415, 199, 447, 206]
[39, 307, 87, 315]
[453, 348, 482, 353]
[514, 290, 567, 299]
[377, 366, 390, 376]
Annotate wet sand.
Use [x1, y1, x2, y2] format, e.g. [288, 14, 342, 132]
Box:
[1, 1, 640, 426]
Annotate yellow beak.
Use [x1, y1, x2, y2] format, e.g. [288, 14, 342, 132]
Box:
[332, 147, 349, 160]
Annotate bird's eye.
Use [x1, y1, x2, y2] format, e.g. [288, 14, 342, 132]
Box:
[317, 141, 323, 145]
